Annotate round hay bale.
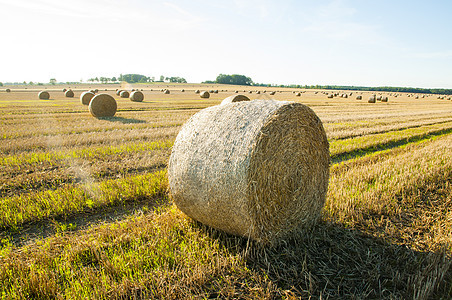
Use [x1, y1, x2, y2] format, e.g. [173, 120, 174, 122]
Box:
[356, 95, 362, 100]
[296, 92, 301, 96]
[120, 90, 129, 98]
[89, 89, 96, 94]
[327, 94, 334, 98]
[200, 91, 210, 99]
[5, 88, 11, 93]
[94, 89, 99, 93]
[256, 91, 261, 94]
[249, 91, 253, 94]
[164, 89, 170, 94]
[130, 91, 144, 102]
[80, 91, 95, 105]
[235, 90, 239, 93]
[214, 90, 219, 93]
[38, 91, 50, 100]
[221, 94, 250, 105]
[65, 90, 74, 98]
[116, 90, 122, 96]
[62, 88, 67, 92]
[381, 97, 388, 102]
[181, 89, 185, 92]
[269, 91, 276, 95]
[368, 96, 376, 103]
[168, 100, 329, 245]
[89, 93, 117, 118]
[195, 90, 200, 94]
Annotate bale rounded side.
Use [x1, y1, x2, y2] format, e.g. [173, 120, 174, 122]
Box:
[89, 94, 117, 117]
[168, 100, 330, 244]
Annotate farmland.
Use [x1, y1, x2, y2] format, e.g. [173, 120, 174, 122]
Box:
[0, 84, 451, 299]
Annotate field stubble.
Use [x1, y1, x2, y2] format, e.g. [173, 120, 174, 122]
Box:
[0, 85, 450, 298]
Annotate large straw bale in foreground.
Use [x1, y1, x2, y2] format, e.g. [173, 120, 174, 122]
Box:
[221, 94, 250, 105]
[88, 94, 117, 117]
[168, 100, 330, 245]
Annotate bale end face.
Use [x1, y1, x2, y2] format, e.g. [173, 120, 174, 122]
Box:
[169, 100, 330, 245]
[89, 94, 117, 118]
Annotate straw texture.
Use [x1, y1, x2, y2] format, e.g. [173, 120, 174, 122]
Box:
[221, 94, 250, 105]
[88, 93, 117, 117]
[168, 100, 330, 245]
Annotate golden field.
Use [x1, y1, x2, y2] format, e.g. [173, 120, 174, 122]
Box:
[0, 83, 451, 299]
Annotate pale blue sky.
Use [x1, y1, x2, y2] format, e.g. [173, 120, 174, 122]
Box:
[1, 0, 451, 88]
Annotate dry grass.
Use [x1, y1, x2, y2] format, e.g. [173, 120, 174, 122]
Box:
[0, 84, 450, 298]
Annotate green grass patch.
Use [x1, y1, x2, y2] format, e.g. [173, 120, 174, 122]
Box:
[0, 170, 168, 229]
[0, 140, 174, 167]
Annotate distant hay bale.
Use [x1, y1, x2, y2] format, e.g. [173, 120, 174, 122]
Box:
[80, 91, 95, 105]
[120, 90, 130, 98]
[116, 90, 122, 96]
[235, 90, 239, 93]
[195, 90, 200, 94]
[381, 97, 388, 102]
[269, 91, 276, 95]
[376, 96, 382, 101]
[89, 89, 96, 94]
[164, 89, 170, 94]
[130, 91, 144, 102]
[181, 89, 185, 92]
[200, 91, 210, 98]
[214, 90, 219, 93]
[368, 96, 376, 103]
[168, 100, 330, 244]
[62, 88, 67, 92]
[327, 94, 334, 98]
[356, 95, 362, 100]
[89, 94, 117, 118]
[256, 91, 261, 94]
[38, 91, 50, 100]
[5, 89, 11, 93]
[249, 91, 253, 94]
[65, 90, 74, 98]
[94, 89, 98, 93]
[296, 92, 301, 96]
[221, 94, 250, 105]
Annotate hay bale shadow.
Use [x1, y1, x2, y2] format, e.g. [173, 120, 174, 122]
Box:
[194, 220, 451, 299]
[97, 116, 146, 124]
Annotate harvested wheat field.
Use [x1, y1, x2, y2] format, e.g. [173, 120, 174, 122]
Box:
[0, 83, 451, 299]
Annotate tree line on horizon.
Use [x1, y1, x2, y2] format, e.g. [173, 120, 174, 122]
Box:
[2, 73, 451, 95]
